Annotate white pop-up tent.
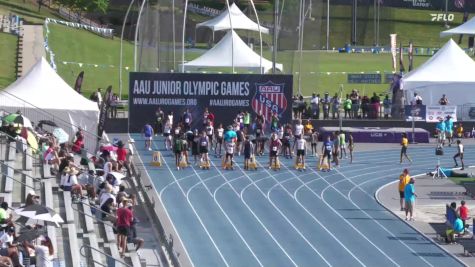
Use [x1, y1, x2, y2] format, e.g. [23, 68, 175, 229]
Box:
[440, 16, 475, 37]
[197, 3, 269, 34]
[402, 39, 475, 105]
[183, 30, 282, 73]
[0, 57, 100, 152]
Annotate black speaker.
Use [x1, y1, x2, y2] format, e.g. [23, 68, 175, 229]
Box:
[436, 146, 444, 156]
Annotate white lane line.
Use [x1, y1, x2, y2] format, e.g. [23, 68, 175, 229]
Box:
[159, 173, 219, 196]
[207, 158, 300, 267]
[153, 142, 231, 267]
[186, 167, 265, 267]
[333, 166, 436, 267]
[129, 134, 195, 267]
[236, 161, 332, 267]
[262, 162, 367, 267]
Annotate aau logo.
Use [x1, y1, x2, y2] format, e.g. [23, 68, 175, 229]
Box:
[251, 81, 288, 121]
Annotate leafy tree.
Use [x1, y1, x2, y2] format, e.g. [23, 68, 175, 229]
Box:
[54, 0, 109, 14]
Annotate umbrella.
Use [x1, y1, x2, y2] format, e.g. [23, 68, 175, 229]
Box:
[52, 128, 69, 144]
[2, 114, 33, 128]
[25, 130, 38, 152]
[16, 228, 46, 242]
[15, 204, 64, 227]
[101, 145, 118, 152]
[108, 171, 126, 182]
[37, 120, 58, 128]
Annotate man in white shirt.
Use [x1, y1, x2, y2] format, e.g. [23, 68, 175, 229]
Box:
[293, 120, 304, 152]
[295, 136, 307, 169]
[0, 227, 21, 266]
[454, 140, 464, 170]
[411, 93, 422, 105]
[310, 93, 320, 119]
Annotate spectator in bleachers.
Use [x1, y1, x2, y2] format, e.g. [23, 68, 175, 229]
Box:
[116, 141, 128, 171]
[100, 198, 115, 221]
[99, 184, 116, 212]
[116, 200, 134, 258]
[116, 185, 136, 206]
[44, 143, 60, 175]
[127, 213, 144, 252]
[71, 134, 84, 154]
[0, 227, 21, 267]
[25, 190, 40, 206]
[60, 167, 85, 200]
[0, 203, 12, 226]
[33, 235, 54, 267]
[105, 174, 120, 194]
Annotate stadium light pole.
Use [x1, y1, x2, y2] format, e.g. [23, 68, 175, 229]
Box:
[249, 0, 264, 74]
[326, 0, 329, 50]
[297, 0, 306, 96]
[181, 0, 189, 72]
[134, 0, 147, 71]
[224, 0, 235, 73]
[119, 0, 135, 100]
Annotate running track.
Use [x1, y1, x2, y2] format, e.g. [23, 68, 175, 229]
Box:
[132, 133, 469, 267]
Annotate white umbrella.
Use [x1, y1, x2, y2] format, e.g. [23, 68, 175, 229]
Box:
[15, 204, 64, 227]
[108, 171, 126, 182]
[53, 128, 69, 144]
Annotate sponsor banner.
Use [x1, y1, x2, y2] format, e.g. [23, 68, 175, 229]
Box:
[404, 105, 426, 121]
[128, 73, 293, 132]
[97, 86, 112, 138]
[425, 105, 457, 122]
[347, 73, 381, 84]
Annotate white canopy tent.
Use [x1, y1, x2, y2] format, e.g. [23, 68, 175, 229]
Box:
[0, 57, 100, 152]
[197, 3, 269, 34]
[182, 30, 282, 73]
[402, 39, 475, 106]
[440, 16, 475, 37]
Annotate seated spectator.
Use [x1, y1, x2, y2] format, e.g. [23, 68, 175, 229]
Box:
[105, 174, 120, 194]
[0, 203, 12, 226]
[100, 198, 115, 221]
[71, 135, 84, 154]
[116, 185, 134, 205]
[60, 167, 84, 200]
[34, 235, 54, 267]
[446, 216, 465, 243]
[446, 202, 457, 228]
[25, 190, 40, 206]
[0, 227, 21, 267]
[99, 184, 116, 212]
[43, 143, 60, 175]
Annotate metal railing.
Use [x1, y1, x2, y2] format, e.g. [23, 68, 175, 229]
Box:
[80, 244, 132, 267]
[0, 162, 42, 184]
[70, 201, 115, 227]
[0, 170, 35, 190]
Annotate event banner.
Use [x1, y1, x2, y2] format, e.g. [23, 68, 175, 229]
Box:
[425, 105, 457, 122]
[128, 73, 293, 132]
[404, 105, 426, 122]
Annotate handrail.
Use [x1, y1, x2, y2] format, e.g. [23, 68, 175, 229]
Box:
[0, 170, 35, 190]
[80, 200, 116, 218]
[80, 244, 133, 267]
[0, 132, 41, 162]
[70, 201, 115, 227]
[0, 161, 42, 183]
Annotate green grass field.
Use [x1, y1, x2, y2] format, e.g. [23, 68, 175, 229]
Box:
[449, 177, 475, 185]
[0, 1, 472, 99]
[0, 33, 17, 89]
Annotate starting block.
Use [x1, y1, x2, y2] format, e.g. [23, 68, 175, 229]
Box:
[151, 151, 162, 167]
[179, 156, 188, 168]
[270, 157, 281, 170]
[318, 156, 330, 172]
[200, 160, 211, 170]
[295, 157, 306, 171]
[247, 155, 257, 170]
[222, 157, 234, 170]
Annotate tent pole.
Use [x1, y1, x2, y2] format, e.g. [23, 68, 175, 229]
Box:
[298, 0, 305, 96]
[134, 0, 147, 71]
[249, 0, 263, 74]
[119, 0, 134, 100]
[172, 0, 176, 71]
[182, 0, 189, 72]
[224, 0, 234, 73]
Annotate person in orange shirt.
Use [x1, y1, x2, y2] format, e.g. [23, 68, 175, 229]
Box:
[304, 120, 314, 136]
[398, 169, 411, 211]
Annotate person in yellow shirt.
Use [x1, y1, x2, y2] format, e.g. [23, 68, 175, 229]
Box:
[400, 133, 412, 164]
[304, 120, 314, 136]
[398, 169, 411, 211]
[456, 123, 464, 138]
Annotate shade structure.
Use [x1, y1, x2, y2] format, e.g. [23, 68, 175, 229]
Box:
[197, 3, 269, 34]
[0, 58, 99, 153]
[440, 16, 475, 37]
[15, 204, 64, 227]
[402, 39, 475, 105]
[183, 30, 282, 73]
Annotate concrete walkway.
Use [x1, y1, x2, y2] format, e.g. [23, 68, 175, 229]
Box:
[20, 25, 44, 76]
[377, 169, 475, 266]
